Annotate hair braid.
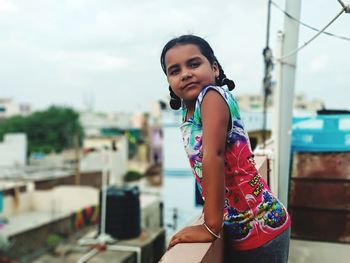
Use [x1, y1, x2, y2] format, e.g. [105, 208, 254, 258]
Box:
[168, 86, 181, 110]
[216, 61, 235, 91]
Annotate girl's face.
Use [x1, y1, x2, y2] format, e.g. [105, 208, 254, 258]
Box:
[164, 44, 219, 106]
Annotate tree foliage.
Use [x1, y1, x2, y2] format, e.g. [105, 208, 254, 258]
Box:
[0, 106, 84, 154]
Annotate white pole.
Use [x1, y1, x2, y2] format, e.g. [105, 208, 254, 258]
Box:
[273, 0, 301, 207]
[100, 149, 108, 236]
[271, 31, 284, 197]
[77, 248, 99, 263]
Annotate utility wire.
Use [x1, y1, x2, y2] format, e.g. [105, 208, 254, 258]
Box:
[271, 1, 350, 41]
[276, 6, 347, 61]
[337, 0, 350, 11]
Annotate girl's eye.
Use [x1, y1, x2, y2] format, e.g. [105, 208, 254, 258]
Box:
[189, 62, 200, 68]
[169, 69, 179, 75]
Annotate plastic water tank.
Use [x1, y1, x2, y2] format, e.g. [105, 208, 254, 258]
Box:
[99, 186, 140, 239]
[292, 114, 350, 152]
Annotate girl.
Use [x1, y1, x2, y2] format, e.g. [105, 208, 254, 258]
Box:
[160, 35, 291, 263]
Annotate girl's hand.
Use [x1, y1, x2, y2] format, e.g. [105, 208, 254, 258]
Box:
[167, 224, 217, 250]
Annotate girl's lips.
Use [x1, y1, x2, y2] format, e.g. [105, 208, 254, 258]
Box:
[182, 82, 199, 90]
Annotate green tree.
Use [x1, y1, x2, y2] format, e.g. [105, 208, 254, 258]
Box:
[0, 106, 84, 154]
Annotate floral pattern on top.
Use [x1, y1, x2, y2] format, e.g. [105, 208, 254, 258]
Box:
[180, 85, 291, 250]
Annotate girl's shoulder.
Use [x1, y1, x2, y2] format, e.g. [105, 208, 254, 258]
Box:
[186, 85, 241, 127]
[198, 85, 230, 103]
[195, 85, 239, 117]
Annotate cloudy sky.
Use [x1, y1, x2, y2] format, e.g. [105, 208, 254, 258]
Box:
[0, 0, 349, 113]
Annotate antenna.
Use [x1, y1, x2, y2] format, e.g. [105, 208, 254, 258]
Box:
[83, 91, 95, 112]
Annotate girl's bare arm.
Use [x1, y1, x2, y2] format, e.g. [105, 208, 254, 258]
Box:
[201, 89, 229, 234]
[167, 89, 229, 249]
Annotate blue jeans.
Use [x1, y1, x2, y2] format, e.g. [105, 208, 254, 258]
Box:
[225, 227, 291, 263]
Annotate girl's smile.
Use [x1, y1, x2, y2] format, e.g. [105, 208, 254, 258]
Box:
[164, 44, 219, 109]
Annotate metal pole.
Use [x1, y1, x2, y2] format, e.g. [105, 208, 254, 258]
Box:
[74, 133, 81, 185]
[76, 248, 99, 263]
[266, 0, 272, 47]
[271, 31, 284, 197]
[262, 0, 273, 148]
[100, 149, 108, 236]
[273, 0, 302, 207]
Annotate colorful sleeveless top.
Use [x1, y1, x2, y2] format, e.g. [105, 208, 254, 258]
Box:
[180, 85, 291, 251]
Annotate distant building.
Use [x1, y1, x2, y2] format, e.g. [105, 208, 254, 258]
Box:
[79, 111, 149, 162]
[79, 111, 133, 137]
[293, 94, 325, 111]
[235, 94, 272, 111]
[81, 135, 128, 186]
[131, 111, 148, 130]
[0, 133, 27, 167]
[235, 91, 324, 112]
[0, 98, 32, 119]
[161, 105, 317, 149]
[149, 100, 166, 127]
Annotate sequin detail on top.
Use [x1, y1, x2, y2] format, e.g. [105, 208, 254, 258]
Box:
[180, 85, 290, 250]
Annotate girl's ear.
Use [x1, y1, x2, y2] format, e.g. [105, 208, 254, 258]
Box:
[212, 62, 219, 77]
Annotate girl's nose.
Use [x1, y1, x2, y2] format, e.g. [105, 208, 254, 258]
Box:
[181, 71, 192, 81]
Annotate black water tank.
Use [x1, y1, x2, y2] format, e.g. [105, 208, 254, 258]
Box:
[99, 186, 141, 239]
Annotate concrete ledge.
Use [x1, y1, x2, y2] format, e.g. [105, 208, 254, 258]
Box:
[3, 212, 77, 259]
[159, 215, 223, 263]
[2, 210, 74, 238]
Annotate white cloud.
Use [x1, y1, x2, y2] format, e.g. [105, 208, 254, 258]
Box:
[64, 0, 85, 9]
[0, 0, 17, 12]
[309, 54, 328, 72]
[50, 50, 131, 72]
[0, 0, 349, 112]
[0, 39, 27, 49]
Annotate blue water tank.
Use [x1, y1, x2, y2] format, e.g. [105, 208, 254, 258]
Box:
[291, 115, 350, 152]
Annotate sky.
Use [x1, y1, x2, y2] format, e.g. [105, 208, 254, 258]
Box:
[0, 0, 349, 113]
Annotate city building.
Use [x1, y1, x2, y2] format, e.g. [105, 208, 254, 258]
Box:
[79, 111, 133, 137]
[0, 98, 32, 120]
[235, 92, 324, 112]
[0, 133, 27, 167]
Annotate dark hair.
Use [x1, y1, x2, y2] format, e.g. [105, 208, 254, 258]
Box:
[160, 34, 235, 110]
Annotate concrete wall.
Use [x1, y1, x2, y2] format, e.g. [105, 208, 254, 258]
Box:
[34, 171, 103, 190]
[32, 186, 98, 214]
[81, 136, 128, 186]
[2, 191, 34, 217]
[3, 214, 75, 259]
[0, 133, 27, 167]
[2, 183, 162, 230]
[1, 185, 97, 218]
[162, 125, 191, 175]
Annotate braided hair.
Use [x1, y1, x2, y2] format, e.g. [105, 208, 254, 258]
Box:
[160, 35, 235, 110]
